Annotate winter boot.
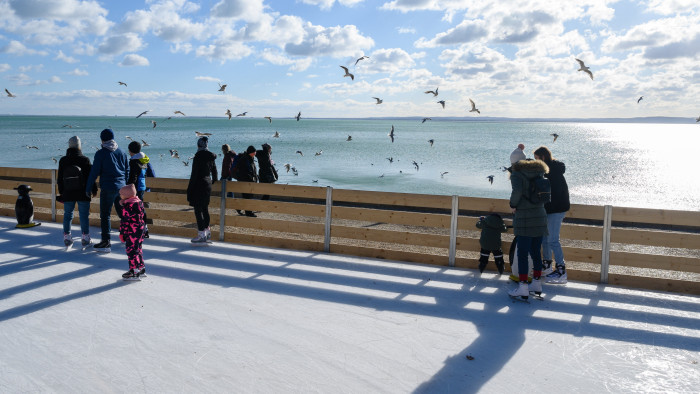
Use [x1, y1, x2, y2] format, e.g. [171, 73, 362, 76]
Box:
[81, 233, 92, 247]
[542, 260, 553, 275]
[546, 264, 568, 284]
[191, 230, 207, 243]
[478, 253, 489, 273]
[63, 233, 73, 247]
[494, 256, 505, 275]
[509, 281, 529, 300]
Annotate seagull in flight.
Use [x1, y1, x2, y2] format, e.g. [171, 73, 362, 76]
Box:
[218, 83, 227, 92]
[174, 110, 186, 116]
[438, 100, 445, 109]
[637, 96, 643, 104]
[440, 172, 448, 177]
[346, 135, 352, 141]
[52, 157, 57, 164]
[354, 55, 369, 66]
[236, 111, 247, 117]
[151, 120, 157, 129]
[696, 116, 700, 123]
[424, 87, 438, 97]
[551, 133, 559, 142]
[182, 160, 190, 166]
[296, 150, 303, 156]
[264, 116, 272, 123]
[412, 161, 420, 171]
[372, 97, 383, 104]
[422, 118, 432, 123]
[340, 66, 354, 80]
[169, 149, 180, 159]
[388, 125, 395, 143]
[575, 58, 593, 80]
[428, 139, 434, 147]
[25, 145, 39, 149]
[284, 163, 291, 173]
[125, 136, 134, 141]
[141, 139, 150, 146]
[118, 81, 127, 87]
[195, 131, 212, 137]
[273, 131, 280, 138]
[295, 111, 301, 121]
[5, 88, 16, 97]
[136, 110, 150, 118]
[225, 109, 232, 120]
[487, 175, 495, 185]
[468, 99, 480, 114]
[315, 150, 323, 156]
[386, 157, 393, 163]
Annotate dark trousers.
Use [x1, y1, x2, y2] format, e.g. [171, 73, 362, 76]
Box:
[516, 235, 543, 281]
[193, 203, 210, 231]
[479, 248, 505, 273]
[99, 189, 122, 241]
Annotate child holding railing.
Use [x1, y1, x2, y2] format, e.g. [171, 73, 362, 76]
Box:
[476, 213, 508, 274]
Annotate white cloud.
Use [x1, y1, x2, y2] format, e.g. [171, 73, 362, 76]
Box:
[210, 0, 267, 22]
[360, 48, 415, 74]
[299, 0, 365, 10]
[644, 0, 700, 15]
[0, 40, 49, 56]
[415, 19, 488, 48]
[195, 40, 253, 62]
[67, 68, 89, 76]
[284, 23, 374, 57]
[0, 64, 10, 72]
[9, 72, 63, 86]
[18, 64, 43, 72]
[195, 76, 222, 83]
[55, 50, 78, 63]
[98, 34, 145, 56]
[259, 48, 313, 71]
[119, 54, 149, 66]
[118, 1, 206, 43]
[397, 27, 416, 34]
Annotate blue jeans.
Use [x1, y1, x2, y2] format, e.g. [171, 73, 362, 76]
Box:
[542, 211, 566, 265]
[100, 189, 122, 241]
[517, 235, 543, 280]
[63, 200, 91, 235]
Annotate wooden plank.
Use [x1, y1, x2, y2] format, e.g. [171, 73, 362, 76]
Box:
[223, 233, 324, 252]
[456, 238, 602, 265]
[148, 191, 189, 206]
[452, 258, 601, 284]
[609, 251, 700, 273]
[226, 216, 325, 236]
[568, 204, 605, 221]
[330, 244, 448, 266]
[611, 228, 700, 250]
[613, 206, 700, 227]
[227, 182, 327, 199]
[149, 224, 195, 238]
[225, 199, 326, 217]
[560, 224, 603, 242]
[332, 206, 451, 228]
[146, 177, 189, 190]
[608, 274, 700, 296]
[330, 225, 449, 249]
[0, 167, 53, 179]
[333, 189, 452, 209]
[146, 208, 196, 223]
[458, 196, 511, 214]
[0, 179, 52, 194]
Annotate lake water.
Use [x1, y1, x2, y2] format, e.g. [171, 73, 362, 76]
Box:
[1, 115, 698, 211]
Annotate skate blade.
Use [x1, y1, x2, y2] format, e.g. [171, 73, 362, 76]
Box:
[529, 291, 544, 300]
[509, 295, 530, 303]
[122, 276, 141, 281]
[190, 242, 210, 246]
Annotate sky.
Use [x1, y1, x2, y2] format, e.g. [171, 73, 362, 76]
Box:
[0, 0, 699, 119]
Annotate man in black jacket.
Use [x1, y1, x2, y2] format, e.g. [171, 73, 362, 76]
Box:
[238, 145, 259, 217]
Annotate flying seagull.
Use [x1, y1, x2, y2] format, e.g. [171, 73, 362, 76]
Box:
[428, 139, 434, 147]
[637, 96, 643, 104]
[118, 81, 127, 87]
[296, 150, 303, 156]
[174, 110, 186, 116]
[315, 150, 323, 156]
[438, 100, 445, 109]
[575, 58, 593, 80]
[182, 160, 190, 166]
[354, 55, 369, 66]
[25, 145, 39, 149]
[225, 109, 232, 120]
[5, 88, 16, 98]
[412, 161, 420, 171]
[264, 116, 272, 123]
[386, 157, 393, 163]
[284, 163, 291, 173]
[440, 172, 448, 177]
[169, 150, 179, 158]
[424, 87, 439, 97]
[295, 111, 301, 121]
[136, 110, 150, 118]
[236, 111, 247, 117]
[218, 83, 227, 92]
[372, 97, 383, 104]
[551, 133, 559, 142]
[51, 157, 57, 164]
[487, 175, 495, 185]
[468, 99, 480, 114]
[151, 120, 157, 129]
[273, 131, 280, 138]
[388, 125, 395, 143]
[422, 118, 432, 123]
[125, 136, 134, 141]
[141, 139, 150, 146]
[195, 131, 212, 137]
[340, 66, 354, 80]
[346, 135, 352, 141]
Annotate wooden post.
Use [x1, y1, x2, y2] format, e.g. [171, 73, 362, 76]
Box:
[448, 195, 459, 267]
[219, 179, 227, 241]
[324, 186, 333, 253]
[51, 169, 56, 222]
[600, 204, 612, 283]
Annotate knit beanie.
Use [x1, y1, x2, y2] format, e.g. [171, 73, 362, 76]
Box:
[119, 184, 137, 199]
[197, 136, 208, 149]
[246, 145, 256, 154]
[510, 146, 526, 164]
[68, 136, 81, 150]
[100, 128, 115, 141]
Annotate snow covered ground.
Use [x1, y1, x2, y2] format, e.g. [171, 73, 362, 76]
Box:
[1, 215, 699, 393]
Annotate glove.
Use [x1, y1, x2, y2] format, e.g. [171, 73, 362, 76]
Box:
[119, 233, 125, 243]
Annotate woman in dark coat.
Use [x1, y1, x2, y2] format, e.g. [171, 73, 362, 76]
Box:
[57, 136, 97, 247]
[256, 143, 278, 201]
[187, 136, 218, 243]
[508, 158, 549, 299]
[534, 146, 570, 284]
[238, 145, 259, 217]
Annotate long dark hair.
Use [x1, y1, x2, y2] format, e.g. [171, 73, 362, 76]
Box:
[533, 146, 553, 163]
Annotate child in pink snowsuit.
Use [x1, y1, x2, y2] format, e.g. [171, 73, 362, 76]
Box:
[119, 184, 146, 279]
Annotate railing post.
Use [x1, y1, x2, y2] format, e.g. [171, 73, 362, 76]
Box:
[51, 169, 56, 222]
[600, 204, 612, 283]
[324, 186, 333, 253]
[219, 179, 227, 242]
[448, 195, 459, 267]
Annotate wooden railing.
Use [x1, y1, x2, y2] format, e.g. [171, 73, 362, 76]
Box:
[1, 166, 698, 295]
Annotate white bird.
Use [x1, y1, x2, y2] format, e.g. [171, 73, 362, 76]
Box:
[575, 58, 594, 80]
[174, 110, 186, 116]
[273, 131, 280, 138]
[340, 66, 354, 80]
[438, 100, 445, 109]
[422, 118, 431, 123]
[25, 145, 39, 149]
[468, 98, 480, 114]
[118, 81, 127, 87]
[637, 96, 643, 104]
[136, 110, 149, 118]
[388, 125, 395, 143]
[141, 139, 150, 146]
[284, 163, 291, 173]
[354, 55, 369, 66]
[225, 109, 232, 120]
[218, 83, 227, 92]
[551, 133, 559, 142]
[169, 149, 180, 159]
[372, 97, 383, 104]
[125, 136, 134, 141]
[296, 150, 303, 156]
[51, 157, 57, 164]
[264, 116, 272, 123]
[315, 150, 323, 156]
[424, 87, 438, 97]
[5, 88, 17, 97]
[195, 131, 212, 137]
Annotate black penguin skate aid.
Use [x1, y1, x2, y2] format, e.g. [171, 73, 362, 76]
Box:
[14, 184, 41, 228]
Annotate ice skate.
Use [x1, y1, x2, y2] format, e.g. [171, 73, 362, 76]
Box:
[546, 264, 568, 284]
[204, 227, 212, 243]
[478, 255, 488, 273]
[508, 281, 530, 302]
[191, 230, 208, 245]
[81, 233, 92, 249]
[529, 278, 544, 300]
[495, 258, 505, 275]
[94, 239, 111, 253]
[122, 269, 140, 281]
[542, 260, 553, 275]
[137, 268, 147, 278]
[63, 233, 73, 250]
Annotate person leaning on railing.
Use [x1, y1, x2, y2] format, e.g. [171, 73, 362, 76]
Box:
[187, 136, 218, 243]
[237, 145, 259, 217]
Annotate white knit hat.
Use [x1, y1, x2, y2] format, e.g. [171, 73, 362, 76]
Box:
[68, 136, 81, 150]
[510, 146, 526, 164]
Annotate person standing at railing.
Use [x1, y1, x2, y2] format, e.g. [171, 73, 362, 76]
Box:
[126, 141, 151, 239]
[57, 136, 97, 248]
[187, 136, 218, 243]
[534, 146, 570, 284]
[85, 128, 129, 253]
[237, 145, 259, 217]
[507, 158, 549, 301]
[256, 143, 278, 201]
[220, 144, 237, 198]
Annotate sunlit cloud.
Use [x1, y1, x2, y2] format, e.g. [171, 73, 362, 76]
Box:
[119, 54, 149, 67]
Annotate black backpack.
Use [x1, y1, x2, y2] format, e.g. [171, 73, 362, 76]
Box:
[63, 164, 83, 193]
[230, 153, 245, 180]
[526, 175, 551, 204]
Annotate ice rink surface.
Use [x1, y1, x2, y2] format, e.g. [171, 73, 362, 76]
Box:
[1, 216, 698, 393]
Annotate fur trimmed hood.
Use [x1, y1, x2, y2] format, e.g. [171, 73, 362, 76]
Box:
[512, 159, 549, 175]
